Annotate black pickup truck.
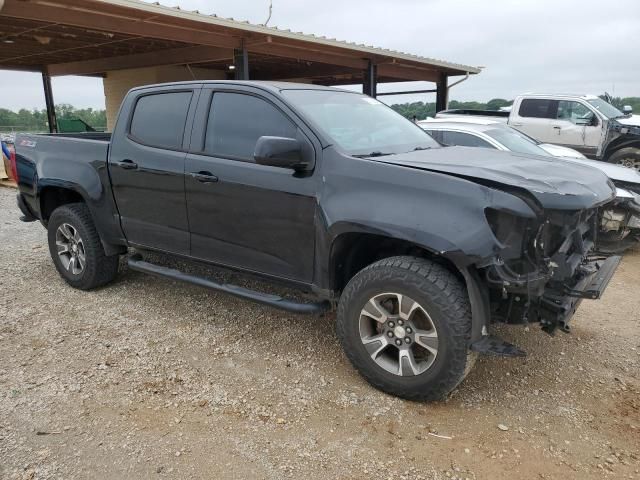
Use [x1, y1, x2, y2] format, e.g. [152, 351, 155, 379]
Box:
[15, 81, 621, 401]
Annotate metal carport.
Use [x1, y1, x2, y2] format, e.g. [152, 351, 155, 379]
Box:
[0, 0, 480, 131]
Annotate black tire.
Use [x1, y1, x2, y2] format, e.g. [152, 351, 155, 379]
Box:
[47, 203, 119, 290]
[608, 147, 640, 171]
[336, 256, 474, 401]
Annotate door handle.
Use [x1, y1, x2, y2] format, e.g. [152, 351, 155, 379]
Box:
[191, 171, 218, 183]
[114, 159, 138, 170]
[511, 122, 523, 127]
[553, 126, 562, 130]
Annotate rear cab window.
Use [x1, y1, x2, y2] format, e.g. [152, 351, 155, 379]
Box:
[129, 91, 193, 149]
[518, 99, 557, 119]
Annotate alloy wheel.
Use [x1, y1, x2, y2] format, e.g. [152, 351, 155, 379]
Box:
[618, 157, 640, 172]
[359, 292, 439, 376]
[55, 223, 86, 275]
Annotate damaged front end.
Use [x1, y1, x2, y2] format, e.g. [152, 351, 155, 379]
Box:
[598, 188, 640, 252]
[481, 205, 621, 336]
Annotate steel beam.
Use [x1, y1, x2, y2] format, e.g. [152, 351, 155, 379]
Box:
[47, 45, 234, 76]
[377, 89, 437, 96]
[234, 43, 249, 80]
[1, 1, 241, 49]
[42, 72, 57, 133]
[377, 63, 440, 83]
[435, 72, 448, 112]
[362, 61, 377, 98]
[249, 41, 368, 70]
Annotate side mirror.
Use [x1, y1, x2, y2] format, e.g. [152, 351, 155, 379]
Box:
[576, 115, 598, 127]
[622, 105, 633, 115]
[254, 136, 309, 171]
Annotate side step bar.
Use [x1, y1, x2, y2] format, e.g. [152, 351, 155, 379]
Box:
[127, 254, 330, 315]
[470, 335, 526, 357]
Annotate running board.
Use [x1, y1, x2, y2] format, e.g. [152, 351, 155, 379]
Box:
[470, 335, 527, 357]
[127, 254, 330, 315]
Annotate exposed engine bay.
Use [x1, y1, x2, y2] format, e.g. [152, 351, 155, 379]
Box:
[482, 206, 621, 335]
[598, 187, 640, 252]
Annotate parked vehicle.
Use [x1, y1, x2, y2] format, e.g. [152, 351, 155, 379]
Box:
[15, 81, 620, 401]
[420, 118, 640, 251]
[1, 139, 15, 181]
[436, 93, 640, 170]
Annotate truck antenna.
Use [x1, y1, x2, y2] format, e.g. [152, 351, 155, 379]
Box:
[264, 0, 273, 26]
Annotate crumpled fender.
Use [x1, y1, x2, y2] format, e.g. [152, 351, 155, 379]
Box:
[321, 155, 536, 269]
[319, 153, 539, 346]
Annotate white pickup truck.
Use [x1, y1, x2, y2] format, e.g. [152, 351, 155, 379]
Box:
[436, 93, 640, 170]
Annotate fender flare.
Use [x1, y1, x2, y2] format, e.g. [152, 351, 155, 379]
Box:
[326, 225, 491, 345]
[37, 179, 126, 256]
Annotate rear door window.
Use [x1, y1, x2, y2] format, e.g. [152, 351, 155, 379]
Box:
[440, 131, 494, 148]
[129, 91, 193, 149]
[518, 99, 557, 119]
[205, 92, 297, 161]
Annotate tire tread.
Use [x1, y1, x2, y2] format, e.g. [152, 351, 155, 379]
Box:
[336, 255, 473, 401]
[47, 203, 119, 290]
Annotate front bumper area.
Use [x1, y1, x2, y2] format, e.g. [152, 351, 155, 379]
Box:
[487, 206, 622, 334]
[539, 255, 621, 333]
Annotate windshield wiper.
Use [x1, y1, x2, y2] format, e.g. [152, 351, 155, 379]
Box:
[412, 146, 432, 151]
[352, 151, 393, 158]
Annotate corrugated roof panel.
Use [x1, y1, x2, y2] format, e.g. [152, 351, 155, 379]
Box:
[97, 0, 480, 74]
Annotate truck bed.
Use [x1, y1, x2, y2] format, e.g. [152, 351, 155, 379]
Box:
[32, 132, 112, 142]
[435, 109, 510, 122]
[15, 132, 111, 217]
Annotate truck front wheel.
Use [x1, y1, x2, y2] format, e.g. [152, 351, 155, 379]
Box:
[336, 256, 474, 401]
[608, 147, 640, 172]
[47, 203, 119, 290]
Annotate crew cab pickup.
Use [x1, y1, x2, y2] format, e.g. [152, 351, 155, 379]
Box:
[437, 93, 640, 170]
[15, 81, 620, 401]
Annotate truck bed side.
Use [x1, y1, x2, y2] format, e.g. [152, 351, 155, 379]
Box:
[435, 109, 510, 122]
[15, 133, 126, 253]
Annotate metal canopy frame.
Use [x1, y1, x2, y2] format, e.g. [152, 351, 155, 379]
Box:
[0, 0, 480, 123]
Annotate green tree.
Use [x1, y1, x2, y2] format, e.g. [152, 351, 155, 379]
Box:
[486, 98, 512, 110]
[0, 105, 107, 132]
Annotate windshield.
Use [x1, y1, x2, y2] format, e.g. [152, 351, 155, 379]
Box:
[281, 89, 439, 156]
[586, 98, 625, 119]
[484, 127, 550, 156]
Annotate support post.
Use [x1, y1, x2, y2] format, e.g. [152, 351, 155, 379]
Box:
[435, 72, 448, 112]
[234, 42, 249, 80]
[362, 61, 377, 98]
[42, 72, 57, 133]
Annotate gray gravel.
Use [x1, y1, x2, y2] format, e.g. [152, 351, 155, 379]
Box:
[0, 186, 638, 480]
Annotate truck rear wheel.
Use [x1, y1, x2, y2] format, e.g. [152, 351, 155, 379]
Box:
[47, 203, 119, 290]
[608, 147, 640, 172]
[336, 256, 474, 401]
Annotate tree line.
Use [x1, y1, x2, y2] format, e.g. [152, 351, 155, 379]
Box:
[391, 96, 640, 120]
[0, 104, 106, 132]
[1, 96, 639, 132]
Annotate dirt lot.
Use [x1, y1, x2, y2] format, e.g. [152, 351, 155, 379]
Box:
[0, 186, 638, 480]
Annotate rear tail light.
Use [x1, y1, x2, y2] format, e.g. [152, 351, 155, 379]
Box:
[8, 144, 17, 183]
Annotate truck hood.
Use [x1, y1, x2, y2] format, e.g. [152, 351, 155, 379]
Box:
[538, 143, 586, 159]
[616, 115, 640, 128]
[374, 146, 615, 210]
[556, 156, 640, 185]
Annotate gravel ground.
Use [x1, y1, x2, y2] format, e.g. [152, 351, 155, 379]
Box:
[0, 186, 638, 480]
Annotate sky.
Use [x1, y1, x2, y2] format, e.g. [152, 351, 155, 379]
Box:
[1, 0, 639, 111]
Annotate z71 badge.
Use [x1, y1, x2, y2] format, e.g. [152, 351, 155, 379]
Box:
[19, 139, 37, 148]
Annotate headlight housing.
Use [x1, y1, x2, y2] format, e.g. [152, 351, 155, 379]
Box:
[484, 207, 543, 271]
